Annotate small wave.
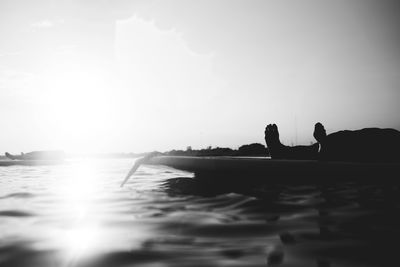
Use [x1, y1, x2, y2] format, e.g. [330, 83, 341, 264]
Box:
[0, 210, 34, 217]
[0, 192, 35, 199]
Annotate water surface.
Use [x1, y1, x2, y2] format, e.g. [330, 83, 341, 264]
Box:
[0, 158, 399, 267]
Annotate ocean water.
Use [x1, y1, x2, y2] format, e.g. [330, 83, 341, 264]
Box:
[0, 158, 399, 267]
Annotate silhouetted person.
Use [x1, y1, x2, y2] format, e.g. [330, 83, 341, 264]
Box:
[265, 123, 400, 162]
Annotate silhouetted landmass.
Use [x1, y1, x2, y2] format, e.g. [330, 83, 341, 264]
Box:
[65, 152, 146, 159]
[0, 152, 145, 160]
[165, 143, 269, 157]
[0, 144, 269, 161]
[5, 151, 65, 160]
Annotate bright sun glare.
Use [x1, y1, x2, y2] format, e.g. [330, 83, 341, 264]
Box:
[50, 160, 148, 260]
[36, 61, 118, 152]
[54, 160, 104, 257]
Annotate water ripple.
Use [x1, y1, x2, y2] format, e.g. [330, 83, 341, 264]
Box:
[0, 192, 35, 199]
[0, 159, 399, 267]
[0, 210, 34, 217]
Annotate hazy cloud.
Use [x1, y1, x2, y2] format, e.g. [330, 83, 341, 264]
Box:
[0, 51, 22, 57]
[0, 0, 400, 152]
[0, 67, 35, 94]
[132, 0, 400, 134]
[30, 19, 54, 29]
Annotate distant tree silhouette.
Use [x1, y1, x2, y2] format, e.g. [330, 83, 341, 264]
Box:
[237, 143, 268, 156]
[165, 143, 269, 157]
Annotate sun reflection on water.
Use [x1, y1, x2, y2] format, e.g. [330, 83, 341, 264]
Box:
[18, 159, 158, 266]
[57, 161, 99, 220]
[61, 224, 102, 259]
[53, 160, 106, 259]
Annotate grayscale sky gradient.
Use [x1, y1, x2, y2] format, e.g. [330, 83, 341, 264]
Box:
[1, 0, 400, 153]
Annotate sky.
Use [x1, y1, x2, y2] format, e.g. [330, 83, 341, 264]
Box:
[1, 0, 400, 153]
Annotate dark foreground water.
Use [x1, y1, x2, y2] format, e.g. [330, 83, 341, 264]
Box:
[0, 158, 399, 267]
